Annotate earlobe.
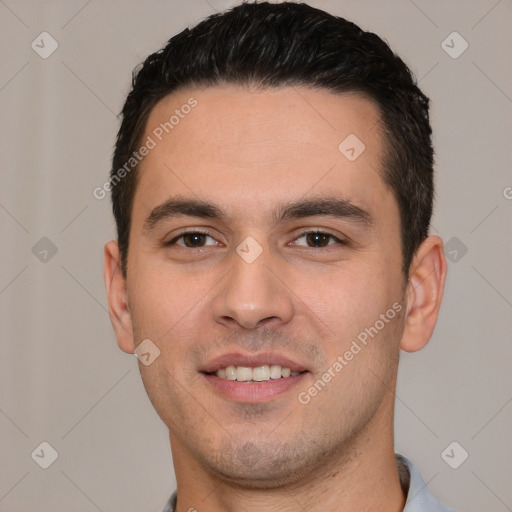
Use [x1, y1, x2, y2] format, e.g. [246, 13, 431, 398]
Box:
[400, 236, 447, 353]
[103, 240, 135, 354]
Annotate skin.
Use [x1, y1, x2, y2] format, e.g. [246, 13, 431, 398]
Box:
[104, 85, 447, 512]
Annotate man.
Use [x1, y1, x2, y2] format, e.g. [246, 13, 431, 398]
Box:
[103, 2, 452, 511]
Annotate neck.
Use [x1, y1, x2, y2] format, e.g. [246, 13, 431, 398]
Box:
[169, 397, 406, 512]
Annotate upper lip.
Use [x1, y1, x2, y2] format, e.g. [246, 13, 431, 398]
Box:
[200, 352, 309, 373]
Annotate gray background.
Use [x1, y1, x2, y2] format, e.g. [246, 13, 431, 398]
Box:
[1, 0, 511, 510]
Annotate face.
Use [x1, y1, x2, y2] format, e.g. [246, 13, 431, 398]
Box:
[112, 85, 410, 486]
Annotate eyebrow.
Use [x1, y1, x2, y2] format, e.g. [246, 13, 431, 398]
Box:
[142, 195, 375, 233]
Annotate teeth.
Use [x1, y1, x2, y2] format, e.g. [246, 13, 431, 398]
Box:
[270, 364, 282, 379]
[214, 364, 301, 381]
[225, 365, 237, 380]
[252, 365, 270, 381]
[235, 366, 253, 382]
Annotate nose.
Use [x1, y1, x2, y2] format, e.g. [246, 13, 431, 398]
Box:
[211, 242, 295, 330]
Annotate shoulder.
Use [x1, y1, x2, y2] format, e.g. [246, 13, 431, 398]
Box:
[397, 454, 455, 512]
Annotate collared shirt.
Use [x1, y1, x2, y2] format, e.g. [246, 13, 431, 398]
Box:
[162, 453, 454, 511]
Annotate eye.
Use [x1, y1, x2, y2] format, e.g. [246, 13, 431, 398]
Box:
[293, 231, 346, 248]
[164, 230, 346, 250]
[165, 231, 219, 248]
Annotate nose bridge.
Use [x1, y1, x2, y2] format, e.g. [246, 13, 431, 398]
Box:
[212, 238, 294, 329]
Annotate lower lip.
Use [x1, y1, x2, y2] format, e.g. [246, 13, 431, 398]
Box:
[202, 372, 309, 403]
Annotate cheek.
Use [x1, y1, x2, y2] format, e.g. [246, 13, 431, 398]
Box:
[297, 262, 398, 340]
[128, 262, 207, 334]
[129, 266, 204, 420]
[302, 269, 404, 403]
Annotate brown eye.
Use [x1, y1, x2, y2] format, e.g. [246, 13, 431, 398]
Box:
[294, 231, 345, 248]
[166, 232, 217, 248]
[306, 232, 331, 247]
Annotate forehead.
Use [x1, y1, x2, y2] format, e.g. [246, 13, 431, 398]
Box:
[132, 85, 394, 227]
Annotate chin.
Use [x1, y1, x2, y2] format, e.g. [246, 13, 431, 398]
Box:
[203, 440, 326, 490]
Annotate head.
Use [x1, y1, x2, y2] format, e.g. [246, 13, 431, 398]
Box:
[105, 1, 446, 489]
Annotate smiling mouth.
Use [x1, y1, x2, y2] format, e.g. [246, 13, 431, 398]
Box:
[204, 364, 308, 382]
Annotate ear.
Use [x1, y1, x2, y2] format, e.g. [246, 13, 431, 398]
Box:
[104, 240, 135, 354]
[401, 235, 447, 353]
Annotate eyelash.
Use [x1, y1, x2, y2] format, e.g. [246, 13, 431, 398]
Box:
[164, 230, 347, 249]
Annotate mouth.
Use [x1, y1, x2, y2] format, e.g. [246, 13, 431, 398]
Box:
[204, 364, 307, 382]
[200, 353, 310, 402]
